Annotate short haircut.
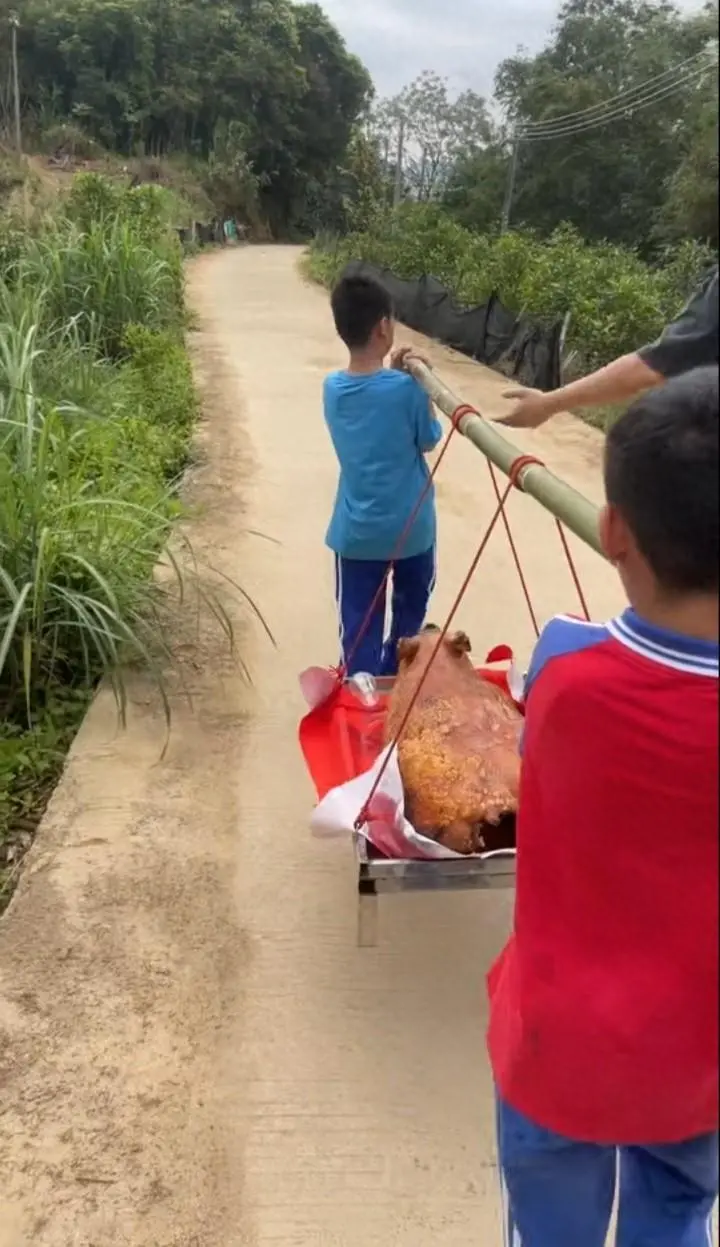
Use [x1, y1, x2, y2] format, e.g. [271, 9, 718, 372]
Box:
[605, 366, 718, 594]
[331, 274, 392, 349]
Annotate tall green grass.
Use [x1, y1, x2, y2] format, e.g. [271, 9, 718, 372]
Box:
[0, 173, 233, 907]
[0, 320, 178, 722]
[20, 220, 183, 358]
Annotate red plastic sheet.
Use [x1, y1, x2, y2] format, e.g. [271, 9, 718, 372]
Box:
[299, 646, 519, 801]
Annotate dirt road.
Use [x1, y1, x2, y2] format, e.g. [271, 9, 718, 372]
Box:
[0, 246, 633, 1245]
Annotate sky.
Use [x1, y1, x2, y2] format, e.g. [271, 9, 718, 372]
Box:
[318, 0, 706, 100]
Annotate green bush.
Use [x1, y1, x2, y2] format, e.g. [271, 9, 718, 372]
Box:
[119, 324, 199, 480]
[307, 206, 714, 372]
[40, 122, 103, 161]
[0, 154, 26, 202]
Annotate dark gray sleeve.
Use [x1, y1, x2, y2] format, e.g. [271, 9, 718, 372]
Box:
[638, 269, 718, 378]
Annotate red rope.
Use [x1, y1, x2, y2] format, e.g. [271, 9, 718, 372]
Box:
[500, 448, 591, 623]
[354, 472, 514, 830]
[341, 386, 593, 807]
[491, 449, 591, 627]
[555, 520, 592, 620]
[449, 402, 478, 431]
[339, 397, 471, 678]
[508, 453, 545, 488]
[352, 438, 595, 831]
[487, 461, 541, 638]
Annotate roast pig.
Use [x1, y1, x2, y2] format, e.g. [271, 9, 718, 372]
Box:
[384, 625, 522, 855]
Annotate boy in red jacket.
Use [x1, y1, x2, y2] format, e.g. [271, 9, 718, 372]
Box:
[489, 367, 719, 1247]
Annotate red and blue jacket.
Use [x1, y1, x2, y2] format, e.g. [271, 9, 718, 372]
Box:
[488, 609, 719, 1145]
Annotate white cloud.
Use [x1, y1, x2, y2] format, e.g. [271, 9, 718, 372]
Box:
[317, 0, 707, 98]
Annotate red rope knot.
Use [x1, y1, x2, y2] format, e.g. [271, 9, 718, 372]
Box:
[450, 402, 479, 431]
[509, 453, 545, 492]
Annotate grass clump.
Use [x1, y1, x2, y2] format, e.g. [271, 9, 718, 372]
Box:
[0, 173, 210, 909]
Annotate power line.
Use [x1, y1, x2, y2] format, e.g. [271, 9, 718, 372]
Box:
[501, 56, 712, 231]
[518, 64, 711, 141]
[520, 48, 712, 134]
[520, 61, 712, 138]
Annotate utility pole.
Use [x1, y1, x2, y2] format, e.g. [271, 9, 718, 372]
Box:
[393, 115, 405, 211]
[9, 12, 21, 155]
[501, 130, 520, 234]
[381, 134, 389, 204]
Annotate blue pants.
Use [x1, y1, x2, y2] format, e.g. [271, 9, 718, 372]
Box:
[334, 547, 436, 678]
[497, 1099, 718, 1247]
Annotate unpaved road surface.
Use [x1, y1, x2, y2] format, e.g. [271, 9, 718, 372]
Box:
[0, 247, 689, 1245]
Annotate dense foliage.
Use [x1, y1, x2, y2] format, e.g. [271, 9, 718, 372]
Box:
[307, 204, 714, 373]
[2, 0, 716, 249]
[0, 174, 202, 905]
[375, 0, 718, 253]
[328, 3, 718, 388]
[1, 0, 372, 235]
[494, 0, 717, 250]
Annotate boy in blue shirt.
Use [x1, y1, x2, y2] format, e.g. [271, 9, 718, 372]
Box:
[324, 274, 443, 677]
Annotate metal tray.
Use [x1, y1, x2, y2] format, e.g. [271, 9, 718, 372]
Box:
[356, 839, 517, 894]
[348, 674, 518, 944]
[355, 840, 516, 946]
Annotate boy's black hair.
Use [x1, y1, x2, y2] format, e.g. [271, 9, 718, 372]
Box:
[605, 366, 718, 594]
[330, 274, 393, 349]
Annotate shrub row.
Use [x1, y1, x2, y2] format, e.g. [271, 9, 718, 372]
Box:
[308, 205, 714, 373]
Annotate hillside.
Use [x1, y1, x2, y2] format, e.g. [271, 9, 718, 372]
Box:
[1, 145, 215, 229]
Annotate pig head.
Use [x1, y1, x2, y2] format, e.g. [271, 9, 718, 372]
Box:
[384, 626, 521, 855]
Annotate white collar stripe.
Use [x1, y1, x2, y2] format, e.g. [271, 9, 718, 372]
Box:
[608, 617, 718, 678]
[612, 616, 718, 669]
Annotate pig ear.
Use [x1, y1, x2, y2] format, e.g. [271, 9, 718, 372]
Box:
[449, 631, 472, 656]
[397, 637, 420, 666]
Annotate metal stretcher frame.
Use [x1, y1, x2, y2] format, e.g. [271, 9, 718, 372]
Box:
[356, 840, 517, 947]
[351, 364, 603, 947]
[351, 675, 518, 946]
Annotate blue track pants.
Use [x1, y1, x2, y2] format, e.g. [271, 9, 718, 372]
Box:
[334, 547, 436, 678]
[497, 1098, 718, 1247]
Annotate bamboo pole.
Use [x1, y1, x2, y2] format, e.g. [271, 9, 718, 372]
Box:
[407, 359, 604, 558]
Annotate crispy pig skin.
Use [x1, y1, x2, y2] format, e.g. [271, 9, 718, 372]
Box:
[385, 627, 522, 855]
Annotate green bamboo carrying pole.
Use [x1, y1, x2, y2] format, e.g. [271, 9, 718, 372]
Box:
[408, 359, 604, 558]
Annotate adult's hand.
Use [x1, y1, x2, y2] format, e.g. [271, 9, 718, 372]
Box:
[497, 386, 556, 429]
[497, 353, 668, 429]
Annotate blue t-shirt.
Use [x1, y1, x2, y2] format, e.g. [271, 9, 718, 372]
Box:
[324, 369, 443, 560]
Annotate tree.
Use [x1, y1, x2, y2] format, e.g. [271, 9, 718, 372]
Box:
[442, 144, 510, 234]
[203, 120, 265, 231]
[373, 71, 492, 202]
[292, 128, 385, 237]
[494, 0, 716, 249]
[660, 81, 718, 247]
[659, 14, 718, 247]
[2, 0, 372, 235]
[256, 3, 372, 234]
